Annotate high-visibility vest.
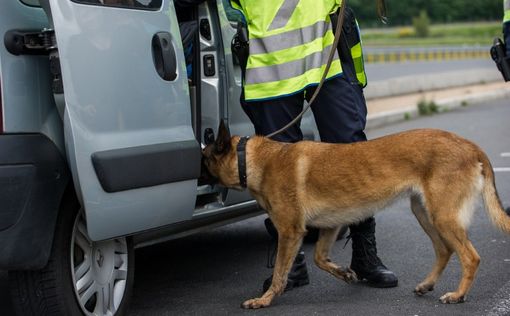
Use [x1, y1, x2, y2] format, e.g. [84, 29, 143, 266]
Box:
[231, 0, 343, 101]
[350, 19, 367, 87]
[505, 0, 510, 23]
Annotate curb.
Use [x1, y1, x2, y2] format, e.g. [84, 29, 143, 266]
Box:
[366, 87, 510, 130]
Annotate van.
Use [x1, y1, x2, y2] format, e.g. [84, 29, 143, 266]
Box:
[0, 0, 318, 314]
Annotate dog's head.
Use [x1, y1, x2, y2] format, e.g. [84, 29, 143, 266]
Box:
[202, 121, 243, 190]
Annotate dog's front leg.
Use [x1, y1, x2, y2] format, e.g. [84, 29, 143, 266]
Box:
[314, 227, 357, 283]
[241, 232, 304, 309]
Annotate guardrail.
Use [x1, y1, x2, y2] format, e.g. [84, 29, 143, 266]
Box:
[364, 46, 491, 63]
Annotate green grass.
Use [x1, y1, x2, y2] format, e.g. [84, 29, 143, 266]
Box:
[361, 21, 502, 47]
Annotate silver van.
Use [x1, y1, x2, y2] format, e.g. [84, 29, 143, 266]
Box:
[0, 0, 318, 315]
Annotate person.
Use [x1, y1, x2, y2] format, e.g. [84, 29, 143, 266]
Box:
[229, 0, 398, 290]
[504, 0, 510, 55]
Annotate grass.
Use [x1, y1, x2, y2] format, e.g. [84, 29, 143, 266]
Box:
[417, 99, 439, 116]
[361, 21, 502, 47]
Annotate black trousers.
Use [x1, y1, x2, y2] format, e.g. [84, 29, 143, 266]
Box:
[241, 74, 367, 145]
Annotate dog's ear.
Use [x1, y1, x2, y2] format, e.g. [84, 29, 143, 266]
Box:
[214, 120, 231, 154]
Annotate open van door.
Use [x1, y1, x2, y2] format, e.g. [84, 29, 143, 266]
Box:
[41, 0, 201, 240]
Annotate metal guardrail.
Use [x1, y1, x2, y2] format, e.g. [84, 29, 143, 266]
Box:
[364, 46, 491, 63]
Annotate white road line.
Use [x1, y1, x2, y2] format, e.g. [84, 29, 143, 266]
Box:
[494, 168, 510, 173]
[501, 153, 510, 158]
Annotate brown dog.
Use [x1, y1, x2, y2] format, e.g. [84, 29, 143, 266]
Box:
[203, 121, 510, 309]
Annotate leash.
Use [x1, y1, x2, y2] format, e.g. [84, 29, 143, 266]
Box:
[265, 0, 348, 139]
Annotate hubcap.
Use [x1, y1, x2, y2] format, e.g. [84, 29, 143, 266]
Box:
[71, 212, 128, 315]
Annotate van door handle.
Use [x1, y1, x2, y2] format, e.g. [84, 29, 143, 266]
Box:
[152, 32, 177, 81]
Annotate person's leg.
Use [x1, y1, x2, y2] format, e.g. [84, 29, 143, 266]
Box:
[241, 93, 310, 292]
[307, 75, 398, 288]
[240, 92, 304, 143]
[504, 21, 510, 56]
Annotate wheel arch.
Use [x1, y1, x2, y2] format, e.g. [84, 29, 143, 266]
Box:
[0, 133, 71, 270]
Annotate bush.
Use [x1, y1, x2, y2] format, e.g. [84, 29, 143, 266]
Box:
[417, 99, 439, 115]
[413, 10, 431, 38]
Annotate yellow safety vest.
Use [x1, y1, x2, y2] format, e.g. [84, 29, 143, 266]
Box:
[350, 19, 367, 87]
[231, 0, 343, 101]
[505, 0, 510, 23]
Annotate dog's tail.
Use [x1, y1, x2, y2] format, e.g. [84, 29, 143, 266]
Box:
[479, 151, 510, 233]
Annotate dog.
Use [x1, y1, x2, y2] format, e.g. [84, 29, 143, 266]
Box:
[202, 121, 510, 309]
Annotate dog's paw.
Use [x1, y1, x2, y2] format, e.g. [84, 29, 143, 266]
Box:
[414, 283, 434, 296]
[335, 267, 358, 284]
[241, 297, 271, 309]
[439, 292, 465, 304]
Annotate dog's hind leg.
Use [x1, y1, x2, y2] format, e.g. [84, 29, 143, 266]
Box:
[433, 214, 480, 304]
[411, 195, 453, 296]
[423, 181, 481, 304]
[314, 227, 357, 283]
[241, 218, 305, 309]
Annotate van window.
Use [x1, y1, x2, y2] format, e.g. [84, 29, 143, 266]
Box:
[20, 0, 40, 6]
[72, 0, 162, 10]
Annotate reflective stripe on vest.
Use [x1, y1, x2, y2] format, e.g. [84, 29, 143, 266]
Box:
[231, 0, 343, 101]
[351, 42, 366, 87]
[350, 19, 367, 87]
[246, 42, 339, 84]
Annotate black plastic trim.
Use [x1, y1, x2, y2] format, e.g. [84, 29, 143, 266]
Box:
[91, 140, 201, 193]
[0, 134, 70, 270]
[152, 32, 178, 81]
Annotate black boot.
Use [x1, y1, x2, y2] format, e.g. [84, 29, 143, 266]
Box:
[262, 218, 310, 292]
[349, 217, 398, 288]
[262, 250, 310, 292]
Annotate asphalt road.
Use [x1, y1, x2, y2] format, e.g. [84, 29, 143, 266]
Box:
[0, 98, 508, 316]
[125, 99, 510, 316]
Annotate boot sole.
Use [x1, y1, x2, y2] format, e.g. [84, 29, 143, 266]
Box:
[365, 278, 398, 288]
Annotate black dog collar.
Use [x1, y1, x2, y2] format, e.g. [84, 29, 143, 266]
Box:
[237, 136, 249, 189]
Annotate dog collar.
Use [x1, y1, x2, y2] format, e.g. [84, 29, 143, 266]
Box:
[237, 136, 249, 189]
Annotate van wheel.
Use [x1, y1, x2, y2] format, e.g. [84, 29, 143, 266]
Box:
[9, 200, 134, 316]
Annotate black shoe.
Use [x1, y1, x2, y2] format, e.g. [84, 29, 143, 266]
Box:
[349, 217, 398, 288]
[262, 251, 310, 292]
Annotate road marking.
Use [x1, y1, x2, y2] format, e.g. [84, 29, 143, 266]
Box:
[494, 168, 510, 173]
[501, 153, 510, 158]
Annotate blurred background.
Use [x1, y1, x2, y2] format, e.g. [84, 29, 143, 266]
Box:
[354, 0, 501, 62]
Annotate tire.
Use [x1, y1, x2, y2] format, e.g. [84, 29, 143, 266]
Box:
[9, 193, 135, 316]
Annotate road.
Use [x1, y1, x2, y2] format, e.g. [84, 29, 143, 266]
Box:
[125, 99, 510, 316]
[0, 95, 508, 316]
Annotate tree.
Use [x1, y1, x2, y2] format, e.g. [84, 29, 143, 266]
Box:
[349, 0, 501, 27]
